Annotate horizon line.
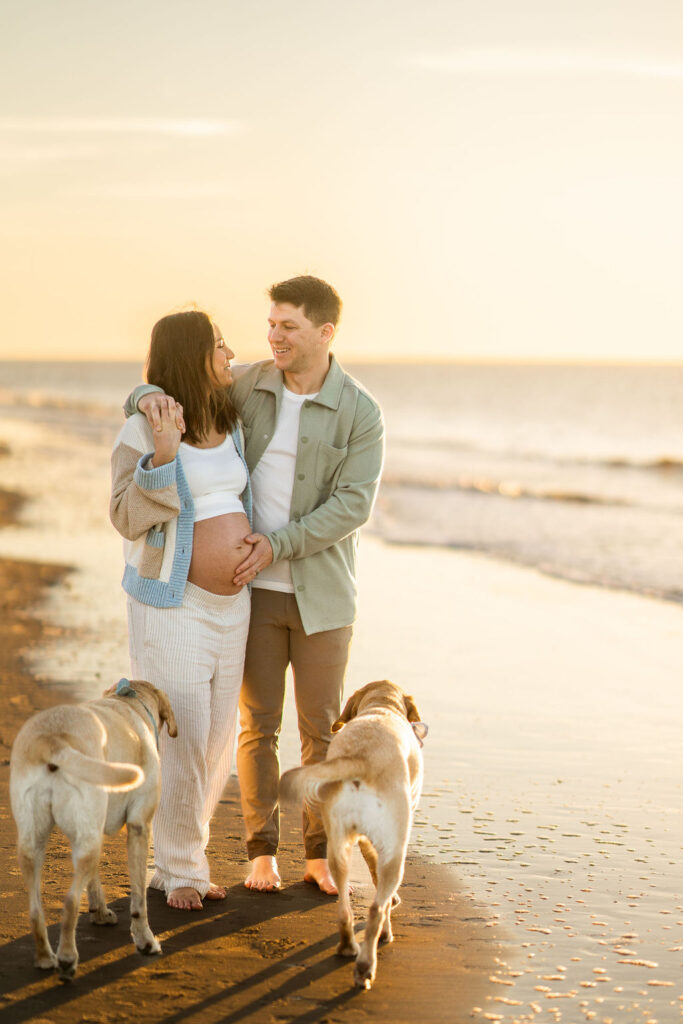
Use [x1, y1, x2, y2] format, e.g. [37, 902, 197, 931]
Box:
[2, 355, 682, 368]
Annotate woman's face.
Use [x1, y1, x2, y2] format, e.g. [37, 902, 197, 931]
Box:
[208, 322, 234, 389]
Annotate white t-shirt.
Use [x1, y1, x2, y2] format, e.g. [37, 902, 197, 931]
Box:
[251, 386, 318, 592]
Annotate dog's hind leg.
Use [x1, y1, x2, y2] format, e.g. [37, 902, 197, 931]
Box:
[377, 843, 408, 946]
[329, 839, 358, 959]
[359, 837, 400, 909]
[126, 821, 161, 955]
[56, 843, 101, 982]
[358, 837, 378, 887]
[87, 874, 117, 926]
[17, 817, 57, 971]
[354, 852, 404, 990]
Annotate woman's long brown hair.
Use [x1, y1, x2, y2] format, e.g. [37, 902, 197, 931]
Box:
[145, 310, 237, 444]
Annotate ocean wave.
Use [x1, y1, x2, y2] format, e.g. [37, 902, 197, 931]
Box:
[603, 456, 683, 471]
[390, 436, 683, 474]
[380, 470, 675, 510]
[0, 389, 119, 418]
[384, 472, 619, 505]
[372, 484, 683, 607]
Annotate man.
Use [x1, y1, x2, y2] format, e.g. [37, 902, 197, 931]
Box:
[126, 276, 384, 894]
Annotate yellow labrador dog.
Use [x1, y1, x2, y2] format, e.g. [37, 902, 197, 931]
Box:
[10, 678, 176, 981]
[280, 680, 427, 990]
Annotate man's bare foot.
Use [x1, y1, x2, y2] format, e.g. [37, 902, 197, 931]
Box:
[167, 887, 203, 910]
[205, 884, 227, 900]
[303, 858, 339, 896]
[244, 855, 281, 892]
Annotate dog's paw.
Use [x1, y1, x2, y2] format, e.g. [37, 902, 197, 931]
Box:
[336, 938, 360, 959]
[133, 929, 162, 956]
[353, 959, 376, 990]
[140, 939, 162, 956]
[57, 957, 78, 983]
[90, 906, 117, 926]
[34, 951, 58, 971]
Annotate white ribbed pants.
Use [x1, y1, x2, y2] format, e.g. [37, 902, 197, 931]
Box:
[127, 583, 250, 897]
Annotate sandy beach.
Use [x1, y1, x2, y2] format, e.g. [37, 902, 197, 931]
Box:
[0, 412, 682, 1023]
[0, 499, 496, 1024]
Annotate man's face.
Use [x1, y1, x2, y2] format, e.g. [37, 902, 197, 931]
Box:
[267, 302, 331, 376]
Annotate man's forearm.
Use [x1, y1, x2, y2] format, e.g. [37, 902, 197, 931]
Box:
[123, 384, 164, 418]
[267, 483, 379, 562]
[268, 408, 384, 562]
[123, 364, 252, 419]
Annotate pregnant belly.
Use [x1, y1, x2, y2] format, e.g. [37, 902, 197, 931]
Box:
[187, 511, 251, 595]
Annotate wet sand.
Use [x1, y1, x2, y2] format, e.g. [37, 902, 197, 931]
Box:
[1, 415, 682, 1022]
[348, 541, 683, 1022]
[0, 487, 497, 1023]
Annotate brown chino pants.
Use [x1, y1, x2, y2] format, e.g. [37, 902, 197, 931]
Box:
[236, 588, 353, 860]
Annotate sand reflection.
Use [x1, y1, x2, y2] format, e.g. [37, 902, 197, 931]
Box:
[352, 544, 683, 1022]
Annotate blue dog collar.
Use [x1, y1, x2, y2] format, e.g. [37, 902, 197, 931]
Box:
[115, 677, 159, 747]
[116, 678, 137, 697]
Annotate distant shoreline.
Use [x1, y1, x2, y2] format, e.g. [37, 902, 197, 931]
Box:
[3, 355, 683, 367]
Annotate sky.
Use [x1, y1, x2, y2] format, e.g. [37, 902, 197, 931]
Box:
[1, 0, 683, 363]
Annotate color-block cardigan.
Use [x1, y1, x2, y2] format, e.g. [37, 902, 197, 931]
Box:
[110, 413, 252, 607]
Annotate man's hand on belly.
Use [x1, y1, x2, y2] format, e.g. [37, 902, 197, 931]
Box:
[232, 533, 274, 586]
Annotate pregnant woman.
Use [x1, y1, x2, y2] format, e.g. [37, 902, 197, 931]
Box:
[110, 310, 252, 910]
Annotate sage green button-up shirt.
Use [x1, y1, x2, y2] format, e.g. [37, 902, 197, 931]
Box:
[126, 354, 385, 635]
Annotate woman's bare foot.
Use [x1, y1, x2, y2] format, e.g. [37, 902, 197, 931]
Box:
[244, 855, 281, 892]
[167, 887, 203, 910]
[205, 884, 227, 900]
[303, 858, 339, 895]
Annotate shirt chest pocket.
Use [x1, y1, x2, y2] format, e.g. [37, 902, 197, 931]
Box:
[314, 442, 348, 493]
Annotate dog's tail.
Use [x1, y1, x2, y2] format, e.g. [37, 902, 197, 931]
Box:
[34, 736, 144, 792]
[280, 757, 366, 808]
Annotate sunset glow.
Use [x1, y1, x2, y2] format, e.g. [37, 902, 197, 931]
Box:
[1, 0, 682, 363]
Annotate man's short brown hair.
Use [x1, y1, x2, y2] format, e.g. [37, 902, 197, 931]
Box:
[268, 275, 342, 327]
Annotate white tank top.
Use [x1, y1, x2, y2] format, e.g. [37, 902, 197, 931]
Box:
[179, 434, 247, 522]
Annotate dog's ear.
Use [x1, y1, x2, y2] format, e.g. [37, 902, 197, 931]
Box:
[332, 691, 361, 732]
[403, 693, 422, 723]
[158, 691, 178, 738]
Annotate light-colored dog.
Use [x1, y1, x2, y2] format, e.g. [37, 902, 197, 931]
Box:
[10, 678, 177, 981]
[280, 680, 427, 990]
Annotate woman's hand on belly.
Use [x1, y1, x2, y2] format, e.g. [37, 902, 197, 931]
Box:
[187, 512, 252, 595]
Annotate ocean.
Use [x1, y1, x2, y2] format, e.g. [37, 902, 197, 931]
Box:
[1, 359, 681, 603]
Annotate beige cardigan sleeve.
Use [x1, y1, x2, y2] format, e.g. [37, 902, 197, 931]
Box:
[110, 417, 181, 541]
